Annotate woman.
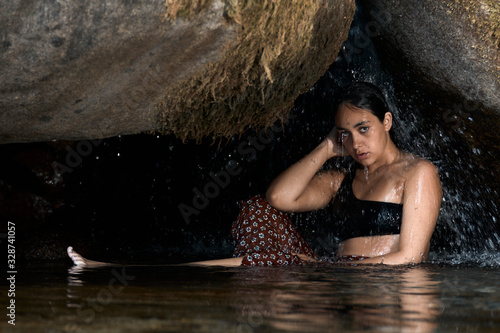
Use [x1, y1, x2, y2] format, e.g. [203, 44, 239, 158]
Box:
[68, 82, 442, 267]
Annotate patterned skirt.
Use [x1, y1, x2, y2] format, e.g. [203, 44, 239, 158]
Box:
[231, 195, 319, 266]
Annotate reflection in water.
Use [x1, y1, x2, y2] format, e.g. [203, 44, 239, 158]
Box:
[399, 269, 441, 332]
[67, 266, 85, 286]
[229, 265, 441, 332]
[6, 264, 491, 332]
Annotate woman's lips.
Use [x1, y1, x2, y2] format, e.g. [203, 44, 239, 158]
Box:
[356, 152, 368, 160]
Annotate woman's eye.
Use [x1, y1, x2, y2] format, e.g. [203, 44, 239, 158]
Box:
[360, 127, 369, 133]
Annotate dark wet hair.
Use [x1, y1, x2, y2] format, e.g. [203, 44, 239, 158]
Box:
[334, 82, 400, 148]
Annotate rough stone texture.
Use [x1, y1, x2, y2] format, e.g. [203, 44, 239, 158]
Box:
[0, 0, 356, 143]
[157, 0, 357, 141]
[360, 0, 500, 114]
[0, 0, 237, 143]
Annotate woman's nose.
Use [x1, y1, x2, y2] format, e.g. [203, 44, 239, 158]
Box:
[351, 134, 360, 149]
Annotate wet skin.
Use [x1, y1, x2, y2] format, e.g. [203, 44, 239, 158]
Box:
[68, 104, 443, 268]
[266, 103, 442, 265]
[333, 105, 441, 262]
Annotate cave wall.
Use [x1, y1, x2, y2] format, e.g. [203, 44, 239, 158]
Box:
[1, 0, 499, 262]
[360, 0, 500, 114]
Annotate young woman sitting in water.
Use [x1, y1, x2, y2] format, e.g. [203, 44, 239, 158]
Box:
[68, 82, 443, 267]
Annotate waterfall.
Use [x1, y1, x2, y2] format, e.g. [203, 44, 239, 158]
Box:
[286, 4, 500, 264]
[16, 2, 497, 266]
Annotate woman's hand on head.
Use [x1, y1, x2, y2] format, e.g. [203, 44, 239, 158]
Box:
[324, 127, 346, 159]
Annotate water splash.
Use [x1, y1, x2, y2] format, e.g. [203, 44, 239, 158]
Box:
[49, 2, 499, 267]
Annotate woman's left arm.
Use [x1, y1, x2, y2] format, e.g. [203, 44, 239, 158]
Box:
[359, 160, 443, 265]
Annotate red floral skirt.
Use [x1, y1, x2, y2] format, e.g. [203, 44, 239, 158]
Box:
[231, 195, 319, 266]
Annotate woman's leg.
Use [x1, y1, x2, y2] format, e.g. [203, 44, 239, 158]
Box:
[68, 196, 316, 268]
[187, 257, 244, 267]
[231, 195, 318, 266]
[68, 246, 244, 268]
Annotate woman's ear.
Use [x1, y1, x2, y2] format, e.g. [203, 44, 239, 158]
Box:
[384, 112, 393, 132]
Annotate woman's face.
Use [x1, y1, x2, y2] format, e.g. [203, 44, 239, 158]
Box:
[335, 103, 392, 167]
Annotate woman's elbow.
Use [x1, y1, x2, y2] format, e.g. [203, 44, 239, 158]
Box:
[265, 189, 291, 211]
[265, 189, 282, 208]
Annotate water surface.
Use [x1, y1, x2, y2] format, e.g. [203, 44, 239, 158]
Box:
[6, 261, 500, 332]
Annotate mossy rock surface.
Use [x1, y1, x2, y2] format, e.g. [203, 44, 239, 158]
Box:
[0, 0, 355, 143]
[158, 0, 356, 141]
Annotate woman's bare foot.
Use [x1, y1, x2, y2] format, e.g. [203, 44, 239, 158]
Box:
[67, 246, 111, 268]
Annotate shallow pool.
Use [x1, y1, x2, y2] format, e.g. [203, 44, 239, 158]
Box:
[4, 260, 500, 333]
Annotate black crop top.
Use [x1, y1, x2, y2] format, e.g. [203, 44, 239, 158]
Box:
[332, 169, 403, 242]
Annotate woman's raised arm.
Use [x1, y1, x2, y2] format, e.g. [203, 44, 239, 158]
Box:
[266, 128, 345, 212]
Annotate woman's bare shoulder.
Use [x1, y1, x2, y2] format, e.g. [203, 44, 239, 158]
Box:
[401, 153, 439, 177]
[399, 154, 442, 196]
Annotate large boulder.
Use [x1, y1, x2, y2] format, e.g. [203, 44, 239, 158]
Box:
[360, 0, 500, 114]
[356, 0, 500, 252]
[0, 0, 356, 143]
